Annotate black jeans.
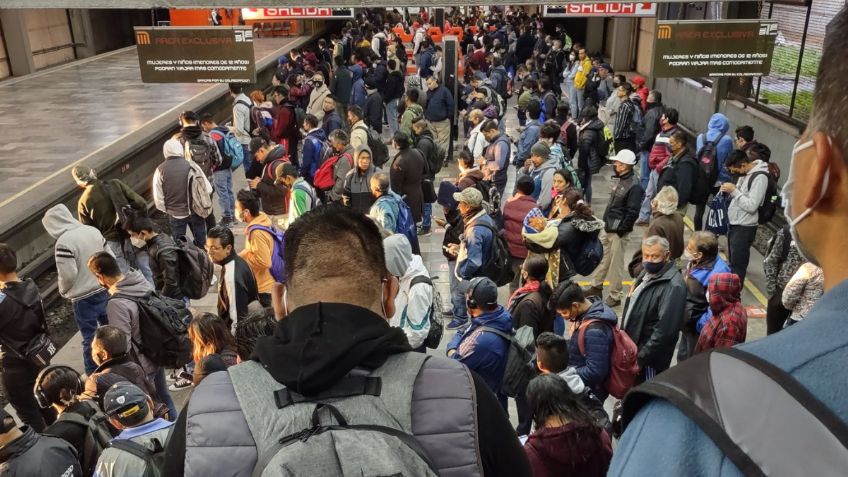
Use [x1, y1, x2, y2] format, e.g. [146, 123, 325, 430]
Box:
[767, 291, 792, 335]
[693, 187, 720, 231]
[728, 224, 758, 284]
[2, 356, 56, 432]
[515, 392, 532, 436]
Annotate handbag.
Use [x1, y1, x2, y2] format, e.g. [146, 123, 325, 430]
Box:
[0, 289, 57, 368]
[706, 192, 730, 236]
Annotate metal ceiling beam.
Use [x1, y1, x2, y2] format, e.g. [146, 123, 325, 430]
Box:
[0, 0, 750, 8]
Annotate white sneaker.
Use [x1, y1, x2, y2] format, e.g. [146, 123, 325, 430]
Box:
[168, 371, 193, 391]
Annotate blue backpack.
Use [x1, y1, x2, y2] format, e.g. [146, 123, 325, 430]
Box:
[246, 225, 286, 283]
[395, 198, 420, 253]
[213, 127, 244, 171]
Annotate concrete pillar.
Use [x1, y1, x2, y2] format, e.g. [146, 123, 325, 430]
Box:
[609, 18, 637, 72]
[585, 18, 605, 54]
[68, 9, 96, 59]
[0, 9, 35, 76]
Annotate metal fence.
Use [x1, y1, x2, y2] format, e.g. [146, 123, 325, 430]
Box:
[730, 0, 841, 126]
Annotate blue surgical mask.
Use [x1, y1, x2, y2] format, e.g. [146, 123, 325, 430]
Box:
[642, 260, 665, 275]
[781, 137, 830, 265]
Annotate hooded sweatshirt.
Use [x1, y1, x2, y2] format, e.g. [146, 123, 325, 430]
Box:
[447, 305, 513, 394]
[524, 422, 612, 477]
[400, 102, 424, 137]
[695, 272, 747, 353]
[107, 269, 156, 375]
[527, 159, 559, 213]
[569, 297, 619, 400]
[384, 234, 433, 349]
[343, 146, 378, 215]
[42, 204, 110, 301]
[696, 113, 735, 184]
[727, 159, 769, 226]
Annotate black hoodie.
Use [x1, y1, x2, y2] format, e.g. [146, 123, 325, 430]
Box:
[0, 279, 45, 359]
[164, 302, 531, 476]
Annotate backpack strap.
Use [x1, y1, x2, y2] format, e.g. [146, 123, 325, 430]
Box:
[109, 436, 163, 461]
[479, 326, 513, 341]
[401, 276, 434, 330]
[622, 348, 848, 477]
[576, 318, 609, 355]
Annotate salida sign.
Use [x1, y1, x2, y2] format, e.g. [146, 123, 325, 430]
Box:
[134, 27, 256, 83]
[241, 8, 354, 20]
[653, 20, 778, 77]
[544, 3, 657, 17]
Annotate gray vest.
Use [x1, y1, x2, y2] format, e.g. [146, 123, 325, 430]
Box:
[184, 353, 483, 477]
[158, 157, 191, 218]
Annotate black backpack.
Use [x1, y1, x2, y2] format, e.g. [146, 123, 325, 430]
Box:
[474, 222, 515, 287]
[158, 237, 214, 300]
[687, 153, 712, 205]
[354, 124, 389, 167]
[695, 139, 720, 186]
[47, 401, 114, 476]
[108, 437, 166, 477]
[473, 179, 502, 215]
[114, 291, 192, 369]
[748, 171, 780, 224]
[180, 135, 219, 177]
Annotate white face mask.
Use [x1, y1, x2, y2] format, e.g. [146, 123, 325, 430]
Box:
[130, 236, 146, 249]
[781, 137, 830, 265]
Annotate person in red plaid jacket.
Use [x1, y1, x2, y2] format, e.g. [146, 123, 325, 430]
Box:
[695, 272, 748, 353]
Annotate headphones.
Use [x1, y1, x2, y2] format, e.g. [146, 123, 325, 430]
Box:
[465, 277, 485, 310]
[34, 365, 84, 409]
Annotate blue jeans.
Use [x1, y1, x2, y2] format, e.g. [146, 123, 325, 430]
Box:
[639, 170, 659, 222]
[640, 151, 650, 190]
[421, 202, 432, 229]
[170, 214, 207, 248]
[386, 98, 400, 135]
[73, 290, 110, 374]
[451, 275, 470, 322]
[571, 87, 585, 119]
[149, 369, 177, 421]
[242, 145, 255, 179]
[213, 169, 235, 220]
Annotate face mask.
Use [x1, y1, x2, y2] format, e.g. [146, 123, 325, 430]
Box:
[130, 236, 146, 249]
[313, 81, 323, 88]
[682, 250, 701, 264]
[781, 138, 830, 265]
[642, 260, 665, 274]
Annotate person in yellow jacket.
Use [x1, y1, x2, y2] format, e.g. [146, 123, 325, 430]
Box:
[572, 48, 592, 117]
[235, 189, 275, 307]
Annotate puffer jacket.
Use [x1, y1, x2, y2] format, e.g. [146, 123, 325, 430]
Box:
[621, 262, 687, 372]
[696, 113, 735, 184]
[42, 204, 110, 301]
[82, 353, 160, 410]
[447, 305, 513, 394]
[569, 297, 618, 400]
[343, 148, 378, 215]
[648, 124, 678, 171]
[524, 423, 612, 477]
[684, 256, 731, 333]
[78, 179, 147, 242]
[300, 128, 327, 183]
[145, 233, 181, 299]
[602, 171, 644, 235]
[577, 118, 606, 174]
[385, 234, 433, 349]
[456, 210, 495, 280]
[107, 269, 156, 375]
[503, 194, 537, 259]
[0, 426, 82, 477]
[554, 214, 605, 280]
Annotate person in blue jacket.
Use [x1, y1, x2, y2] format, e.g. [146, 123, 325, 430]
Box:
[447, 277, 512, 405]
[300, 114, 327, 185]
[693, 112, 734, 231]
[349, 64, 367, 110]
[445, 187, 495, 330]
[611, 12, 848, 474]
[553, 281, 617, 401]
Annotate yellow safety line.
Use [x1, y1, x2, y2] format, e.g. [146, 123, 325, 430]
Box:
[575, 281, 634, 286]
[682, 216, 768, 306]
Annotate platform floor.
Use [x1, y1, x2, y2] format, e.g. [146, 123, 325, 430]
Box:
[0, 37, 304, 210]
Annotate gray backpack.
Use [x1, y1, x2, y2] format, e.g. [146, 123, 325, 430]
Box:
[228, 353, 440, 477]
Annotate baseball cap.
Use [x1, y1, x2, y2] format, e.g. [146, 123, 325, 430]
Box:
[453, 187, 484, 208]
[610, 149, 637, 166]
[460, 277, 499, 307]
[530, 142, 550, 159]
[249, 137, 268, 154]
[104, 382, 149, 424]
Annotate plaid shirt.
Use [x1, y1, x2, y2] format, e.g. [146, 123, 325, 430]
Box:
[695, 273, 748, 353]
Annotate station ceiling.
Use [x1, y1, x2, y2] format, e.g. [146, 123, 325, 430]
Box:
[3, 0, 748, 9]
